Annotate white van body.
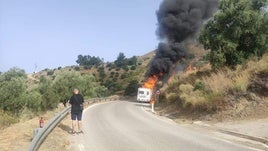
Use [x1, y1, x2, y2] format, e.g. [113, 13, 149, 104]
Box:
[137, 88, 152, 102]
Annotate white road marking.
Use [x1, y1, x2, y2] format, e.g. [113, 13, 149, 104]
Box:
[78, 144, 85, 151]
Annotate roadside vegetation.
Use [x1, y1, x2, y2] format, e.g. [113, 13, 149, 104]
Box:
[0, 68, 107, 128]
[163, 54, 268, 112]
[0, 51, 151, 128]
[159, 0, 268, 119]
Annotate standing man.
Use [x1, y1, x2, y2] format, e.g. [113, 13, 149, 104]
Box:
[69, 88, 84, 134]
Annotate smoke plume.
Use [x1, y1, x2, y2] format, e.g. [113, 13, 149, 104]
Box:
[146, 0, 218, 77]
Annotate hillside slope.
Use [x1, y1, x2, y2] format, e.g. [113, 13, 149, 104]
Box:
[30, 51, 156, 96]
[32, 45, 268, 122]
[158, 51, 268, 122]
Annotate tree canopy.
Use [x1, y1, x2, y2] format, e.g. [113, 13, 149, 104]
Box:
[76, 55, 103, 67]
[124, 80, 140, 96]
[0, 68, 28, 114]
[114, 52, 126, 68]
[199, 0, 268, 69]
[114, 52, 137, 68]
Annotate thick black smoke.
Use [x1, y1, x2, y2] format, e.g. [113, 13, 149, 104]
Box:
[146, 0, 218, 77]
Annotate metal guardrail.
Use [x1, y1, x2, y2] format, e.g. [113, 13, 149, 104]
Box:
[28, 106, 71, 151]
[28, 98, 113, 151]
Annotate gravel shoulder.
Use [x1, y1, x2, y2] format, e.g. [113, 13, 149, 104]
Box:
[213, 118, 268, 139]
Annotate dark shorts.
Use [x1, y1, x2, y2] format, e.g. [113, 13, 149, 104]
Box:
[71, 111, 82, 121]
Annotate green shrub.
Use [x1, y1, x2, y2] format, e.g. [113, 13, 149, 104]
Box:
[194, 80, 205, 91]
[130, 66, 136, 70]
[124, 80, 139, 96]
[120, 73, 128, 79]
[115, 72, 119, 77]
[179, 84, 207, 109]
[122, 66, 129, 72]
[112, 77, 118, 82]
[47, 70, 54, 75]
[166, 93, 180, 104]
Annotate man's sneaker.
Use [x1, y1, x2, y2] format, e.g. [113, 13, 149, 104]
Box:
[77, 130, 83, 134]
[71, 130, 76, 135]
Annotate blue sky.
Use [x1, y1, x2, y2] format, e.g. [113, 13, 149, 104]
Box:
[0, 0, 162, 73]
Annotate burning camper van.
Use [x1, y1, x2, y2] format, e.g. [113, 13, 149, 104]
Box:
[137, 76, 158, 103]
[137, 88, 152, 103]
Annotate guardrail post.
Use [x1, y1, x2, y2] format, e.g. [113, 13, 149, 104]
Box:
[33, 128, 41, 138]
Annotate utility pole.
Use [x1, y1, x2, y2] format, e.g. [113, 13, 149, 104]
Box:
[34, 63, 37, 73]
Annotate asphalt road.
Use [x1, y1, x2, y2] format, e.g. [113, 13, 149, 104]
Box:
[81, 101, 260, 151]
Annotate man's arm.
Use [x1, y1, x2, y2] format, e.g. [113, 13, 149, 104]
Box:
[69, 96, 73, 105]
[81, 94, 84, 103]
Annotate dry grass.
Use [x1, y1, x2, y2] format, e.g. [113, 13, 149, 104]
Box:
[202, 70, 233, 95]
[201, 67, 251, 94]
[247, 54, 268, 74]
[202, 54, 268, 96]
[0, 105, 65, 151]
[0, 110, 19, 129]
[232, 73, 250, 93]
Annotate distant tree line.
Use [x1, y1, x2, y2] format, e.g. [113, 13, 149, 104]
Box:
[114, 52, 138, 69]
[76, 52, 138, 70]
[76, 55, 104, 68]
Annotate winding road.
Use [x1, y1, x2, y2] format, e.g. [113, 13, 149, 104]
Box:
[77, 101, 260, 151]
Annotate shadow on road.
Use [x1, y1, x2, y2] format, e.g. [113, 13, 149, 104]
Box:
[58, 123, 72, 134]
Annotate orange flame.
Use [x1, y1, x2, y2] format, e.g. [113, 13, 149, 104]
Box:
[142, 75, 158, 90]
[143, 75, 159, 105]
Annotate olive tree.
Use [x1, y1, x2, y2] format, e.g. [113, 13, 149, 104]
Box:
[199, 0, 268, 69]
[0, 68, 27, 114]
